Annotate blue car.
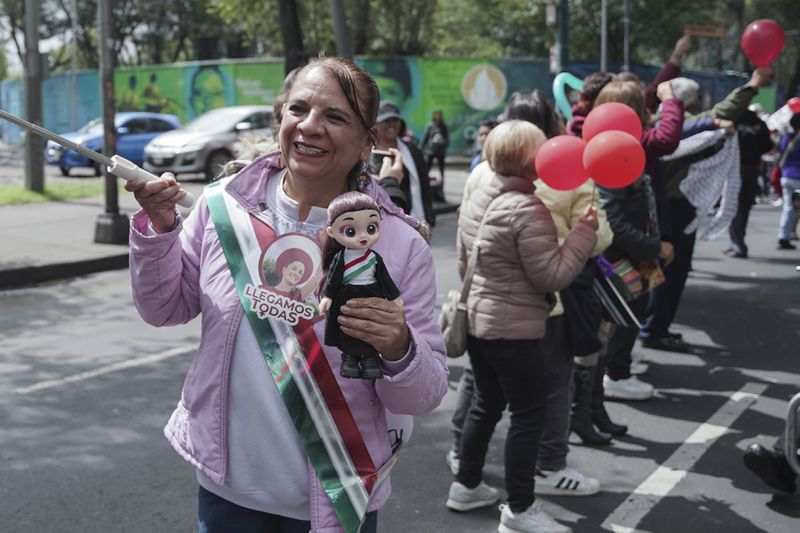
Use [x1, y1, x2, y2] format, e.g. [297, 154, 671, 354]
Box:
[46, 112, 180, 176]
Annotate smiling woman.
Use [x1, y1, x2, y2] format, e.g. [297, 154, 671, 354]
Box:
[278, 59, 379, 219]
[126, 56, 447, 533]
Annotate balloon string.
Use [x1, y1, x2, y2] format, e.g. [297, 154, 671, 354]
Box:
[591, 181, 596, 208]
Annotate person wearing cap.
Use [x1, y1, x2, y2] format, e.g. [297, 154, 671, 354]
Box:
[725, 104, 773, 258]
[374, 101, 436, 226]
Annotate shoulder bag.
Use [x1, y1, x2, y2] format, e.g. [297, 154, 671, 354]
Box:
[439, 195, 501, 358]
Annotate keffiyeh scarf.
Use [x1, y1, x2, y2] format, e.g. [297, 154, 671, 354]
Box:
[662, 130, 741, 239]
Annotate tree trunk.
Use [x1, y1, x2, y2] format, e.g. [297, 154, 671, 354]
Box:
[351, 0, 369, 55]
[277, 0, 307, 75]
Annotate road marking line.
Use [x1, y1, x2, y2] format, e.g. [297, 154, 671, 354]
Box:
[15, 344, 196, 395]
[602, 382, 767, 532]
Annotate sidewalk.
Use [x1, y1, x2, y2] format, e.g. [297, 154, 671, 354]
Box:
[0, 164, 470, 289]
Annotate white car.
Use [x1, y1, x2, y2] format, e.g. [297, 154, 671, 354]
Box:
[144, 105, 273, 180]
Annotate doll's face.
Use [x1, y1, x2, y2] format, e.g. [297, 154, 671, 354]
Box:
[327, 209, 381, 250]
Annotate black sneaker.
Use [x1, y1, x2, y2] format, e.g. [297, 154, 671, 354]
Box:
[743, 443, 796, 493]
[778, 239, 797, 250]
[340, 354, 362, 379]
[360, 356, 383, 380]
[642, 335, 691, 353]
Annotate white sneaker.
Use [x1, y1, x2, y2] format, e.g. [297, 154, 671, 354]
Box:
[631, 351, 645, 364]
[603, 375, 654, 400]
[629, 361, 649, 375]
[534, 467, 600, 496]
[498, 501, 571, 533]
[446, 481, 501, 512]
[446, 449, 460, 476]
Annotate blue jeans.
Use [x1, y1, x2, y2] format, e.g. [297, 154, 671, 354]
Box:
[450, 361, 474, 454]
[778, 178, 800, 240]
[198, 485, 378, 533]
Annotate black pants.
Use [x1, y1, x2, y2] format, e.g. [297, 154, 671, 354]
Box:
[641, 198, 696, 341]
[426, 153, 446, 180]
[537, 316, 573, 472]
[729, 165, 760, 255]
[458, 335, 549, 513]
[606, 296, 649, 380]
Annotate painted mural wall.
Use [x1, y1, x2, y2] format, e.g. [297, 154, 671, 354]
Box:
[1, 56, 749, 157]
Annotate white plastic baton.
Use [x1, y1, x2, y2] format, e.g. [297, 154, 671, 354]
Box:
[0, 108, 194, 209]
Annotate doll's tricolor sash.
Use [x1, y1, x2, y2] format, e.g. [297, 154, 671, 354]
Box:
[205, 180, 393, 532]
[343, 250, 378, 284]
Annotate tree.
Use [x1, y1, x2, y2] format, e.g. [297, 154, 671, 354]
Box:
[0, 40, 8, 80]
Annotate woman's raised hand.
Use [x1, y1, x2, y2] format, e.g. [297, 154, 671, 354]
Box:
[124, 172, 187, 233]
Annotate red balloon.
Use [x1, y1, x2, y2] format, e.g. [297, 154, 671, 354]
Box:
[788, 97, 800, 114]
[534, 135, 590, 191]
[741, 19, 785, 67]
[582, 102, 643, 143]
[583, 131, 645, 189]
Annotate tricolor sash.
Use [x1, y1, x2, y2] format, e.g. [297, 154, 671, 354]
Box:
[205, 180, 394, 532]
[343, 250, 377, 284]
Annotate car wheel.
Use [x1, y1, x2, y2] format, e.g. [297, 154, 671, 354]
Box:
[205, 150, 233, 181]
[94, 162, 102, 176]
[59, 166, 71, 177]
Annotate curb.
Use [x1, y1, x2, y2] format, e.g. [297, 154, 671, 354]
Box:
[0, 254, 129, 290]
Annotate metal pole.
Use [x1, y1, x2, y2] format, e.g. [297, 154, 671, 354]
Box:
[23, 0, 44, 193]
[557, 0, 569, 71]
[622, 0, 630, 72]
[71, 0, 78, 130]
[786, 393, 800, 476]
[329, 0, 352, 59]
[600, 0, 607, 72]
[94, 0, 129, 245]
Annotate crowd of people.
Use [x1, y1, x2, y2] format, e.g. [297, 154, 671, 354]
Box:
[121, 34, 800, 532]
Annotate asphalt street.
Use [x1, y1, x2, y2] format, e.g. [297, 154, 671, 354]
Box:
[1, 202, 799, 532]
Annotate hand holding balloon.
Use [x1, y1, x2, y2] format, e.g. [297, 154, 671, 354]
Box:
[747, 67, 775, 89]
[578, 205, 599, 231]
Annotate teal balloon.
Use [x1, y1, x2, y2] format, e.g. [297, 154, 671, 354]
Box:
[552, 72, 584, 121]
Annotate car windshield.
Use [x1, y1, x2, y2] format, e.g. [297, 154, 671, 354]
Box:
[183, 108, 254, 134]
[77, 116, 133, 135]
[77, 119, 104, 135]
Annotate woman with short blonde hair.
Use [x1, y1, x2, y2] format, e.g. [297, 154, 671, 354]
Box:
[482, 119, 547, 178]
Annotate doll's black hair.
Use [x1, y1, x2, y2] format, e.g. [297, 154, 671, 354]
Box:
[322, 192, 381, 272]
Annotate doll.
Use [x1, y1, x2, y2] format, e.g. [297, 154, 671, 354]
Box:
[319, 191, 402, 380]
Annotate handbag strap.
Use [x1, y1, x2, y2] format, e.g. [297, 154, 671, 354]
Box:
[779, 133, 799, 170]
[458, 193, 506, 304]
